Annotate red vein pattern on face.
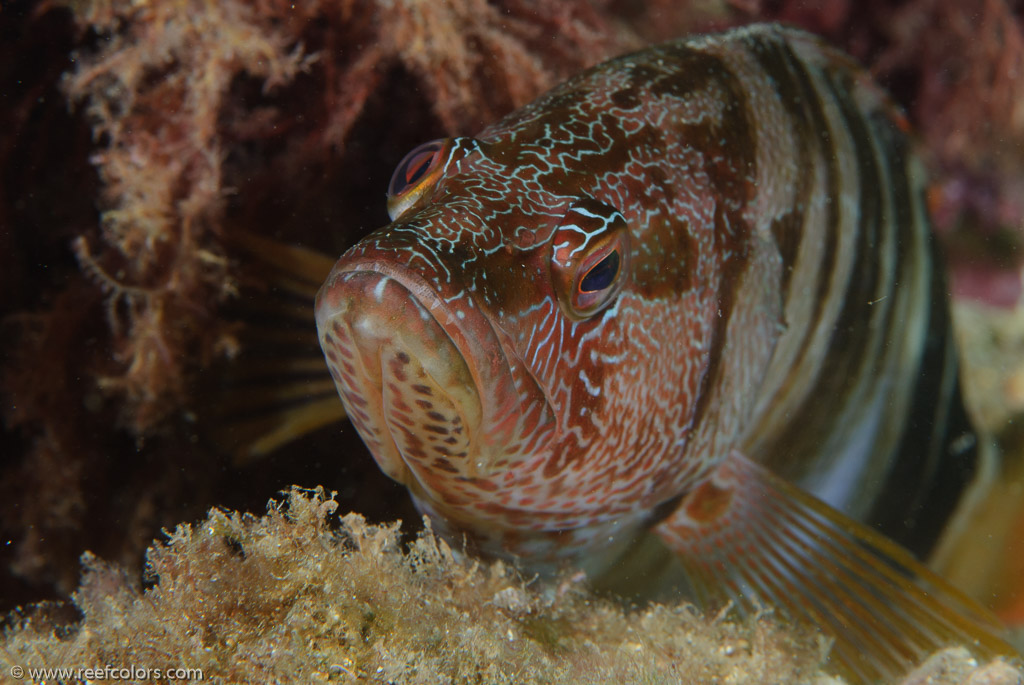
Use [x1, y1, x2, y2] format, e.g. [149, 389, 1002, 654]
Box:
[315, 24, 949, 576]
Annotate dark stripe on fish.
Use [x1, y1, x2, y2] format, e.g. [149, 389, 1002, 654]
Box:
[749, 36, 841, 399]
[744, 37, 812, 301]
[730, 32, 977, 557]
[864, 118, 980, 556]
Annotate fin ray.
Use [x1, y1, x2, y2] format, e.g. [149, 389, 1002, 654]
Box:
[763, 503, 936, 668]
[740, 500, 918, 676]
[655, 450, 1017, 682]
[199, 231, 345, 463]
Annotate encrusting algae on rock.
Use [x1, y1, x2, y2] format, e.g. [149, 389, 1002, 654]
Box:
[1, 487, 1019, 684]
[1, 488, 821, 683]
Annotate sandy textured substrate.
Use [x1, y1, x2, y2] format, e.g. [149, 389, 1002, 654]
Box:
[1, 487, 1019, 684]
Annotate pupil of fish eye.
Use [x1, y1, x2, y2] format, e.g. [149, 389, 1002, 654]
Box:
[580, 249, 620, 293]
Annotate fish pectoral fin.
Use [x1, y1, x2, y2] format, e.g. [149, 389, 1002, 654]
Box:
[654, 449, 1018, 683]
[197, 231, 345, 464]
[228, 230, 339, 300]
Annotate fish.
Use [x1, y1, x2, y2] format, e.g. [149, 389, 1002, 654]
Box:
[311, 23, 1018, 682]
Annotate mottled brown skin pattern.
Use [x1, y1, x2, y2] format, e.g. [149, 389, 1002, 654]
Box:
[316, 25, 965, 577]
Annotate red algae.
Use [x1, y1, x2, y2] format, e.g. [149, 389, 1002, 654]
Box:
[63, 0, 317, 433]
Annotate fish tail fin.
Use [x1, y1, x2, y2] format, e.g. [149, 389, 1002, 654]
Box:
[655, 450, 1019, 683]
[199, 232, 345, 464]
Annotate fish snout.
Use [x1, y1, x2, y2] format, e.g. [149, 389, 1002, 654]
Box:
[315, 268, 485, 489]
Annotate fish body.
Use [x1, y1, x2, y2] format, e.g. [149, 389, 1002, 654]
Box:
[315, 24, 1013, 679]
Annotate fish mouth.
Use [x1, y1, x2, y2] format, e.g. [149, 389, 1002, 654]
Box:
[315, 261, 521, 494]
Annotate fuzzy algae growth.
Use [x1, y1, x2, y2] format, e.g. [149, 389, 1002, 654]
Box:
[1, 487, 1019, 684]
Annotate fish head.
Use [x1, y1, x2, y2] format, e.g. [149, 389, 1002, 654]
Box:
[316, 137, 561, 490]
[316, 124, 719, 570]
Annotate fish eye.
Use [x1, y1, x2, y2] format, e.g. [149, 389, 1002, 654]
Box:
[550, 198, 630, 319]
[386, 139, 449, 220]
[388, 140, 444, 196]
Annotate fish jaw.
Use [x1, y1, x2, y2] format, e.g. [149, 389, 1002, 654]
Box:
[315, 255, 555, 504]
[316, 267, 478, 489]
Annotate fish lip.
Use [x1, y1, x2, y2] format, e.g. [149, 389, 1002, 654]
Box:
[316, 256, 524, 481]
[319, 259, 457, 333]
[317, 259, 481, 374]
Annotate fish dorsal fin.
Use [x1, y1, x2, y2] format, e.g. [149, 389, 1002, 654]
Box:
[199, 231, 346, 463]
[655, 450, 1018, 683]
